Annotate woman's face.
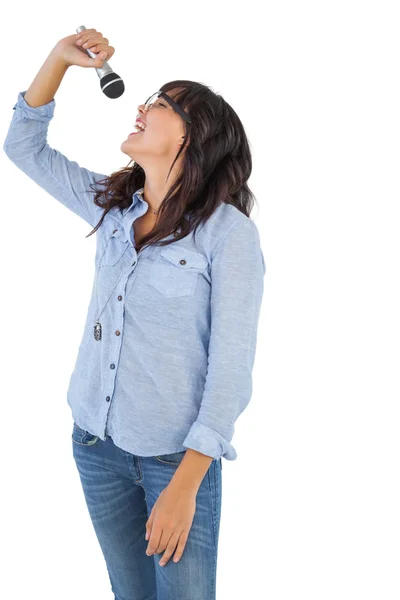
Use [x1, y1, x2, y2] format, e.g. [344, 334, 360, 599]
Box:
[121, 90, 187, 162]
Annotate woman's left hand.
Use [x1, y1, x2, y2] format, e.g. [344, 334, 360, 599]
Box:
[145, 483, 196, 566]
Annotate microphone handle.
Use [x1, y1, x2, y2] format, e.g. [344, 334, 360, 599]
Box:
[76, 25, 114, 80]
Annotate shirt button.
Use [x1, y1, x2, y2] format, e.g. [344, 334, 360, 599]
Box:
[115, 330, 120, 336]
[179, 259, 186, 265]
[118, 295, 122, 301]
[106, 396, 110, 402]
[110, 363, 115, 369]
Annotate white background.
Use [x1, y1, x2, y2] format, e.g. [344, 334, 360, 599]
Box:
[1, 2, 399, 599]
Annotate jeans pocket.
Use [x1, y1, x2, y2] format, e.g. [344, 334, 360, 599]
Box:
[153, 450, 187, 465]
[72, 421, 99, 446]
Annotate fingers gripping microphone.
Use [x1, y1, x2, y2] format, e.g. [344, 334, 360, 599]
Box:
[76, 25, 125, 98]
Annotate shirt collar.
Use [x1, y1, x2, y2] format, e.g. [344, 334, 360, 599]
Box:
[120, 187, 146, 244]
[116, 187, 187, 246]
[123, 187, 145, 217]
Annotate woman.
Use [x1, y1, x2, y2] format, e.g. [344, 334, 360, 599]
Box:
[3, 28, 266, 600]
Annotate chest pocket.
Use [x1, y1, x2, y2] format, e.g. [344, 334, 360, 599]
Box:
[149, 246, 208, 298]
[100, 229, 130, 266]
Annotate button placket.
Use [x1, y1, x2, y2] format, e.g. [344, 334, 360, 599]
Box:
[103, 253, 140, 414]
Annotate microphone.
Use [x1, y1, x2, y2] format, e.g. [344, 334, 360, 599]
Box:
[76, 25, 125, 98]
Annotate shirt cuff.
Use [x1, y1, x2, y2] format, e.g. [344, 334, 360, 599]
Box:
[12, 90, 56, 122]
[182, 420, 237, 461]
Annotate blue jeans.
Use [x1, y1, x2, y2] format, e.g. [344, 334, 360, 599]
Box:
[71, 421, 222, 600]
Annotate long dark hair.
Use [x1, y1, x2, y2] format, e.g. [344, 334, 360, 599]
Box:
[86, 79, 258, 253]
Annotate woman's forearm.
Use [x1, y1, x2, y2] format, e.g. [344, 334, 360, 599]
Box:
[24, 48, 69, 108]
[169, 449, 214, 493]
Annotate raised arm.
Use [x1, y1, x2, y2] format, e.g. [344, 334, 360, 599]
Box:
[3, 35, 112, 227]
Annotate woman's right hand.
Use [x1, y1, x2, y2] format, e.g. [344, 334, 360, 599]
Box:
[54, 29, 115, 68]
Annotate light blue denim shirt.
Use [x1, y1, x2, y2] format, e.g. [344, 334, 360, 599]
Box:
[3, 90, 266, 461]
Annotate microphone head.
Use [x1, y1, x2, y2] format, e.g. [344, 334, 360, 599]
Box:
[99, 72, 125, 99]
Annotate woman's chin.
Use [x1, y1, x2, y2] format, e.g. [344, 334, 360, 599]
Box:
[120, 140, 137, 159]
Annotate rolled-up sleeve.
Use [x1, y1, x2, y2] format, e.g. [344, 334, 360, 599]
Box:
[3, 90, 107, 227]
[182, 217, 266, 461]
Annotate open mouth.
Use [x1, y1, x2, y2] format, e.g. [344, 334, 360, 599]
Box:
[129, 124, 146, 136]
